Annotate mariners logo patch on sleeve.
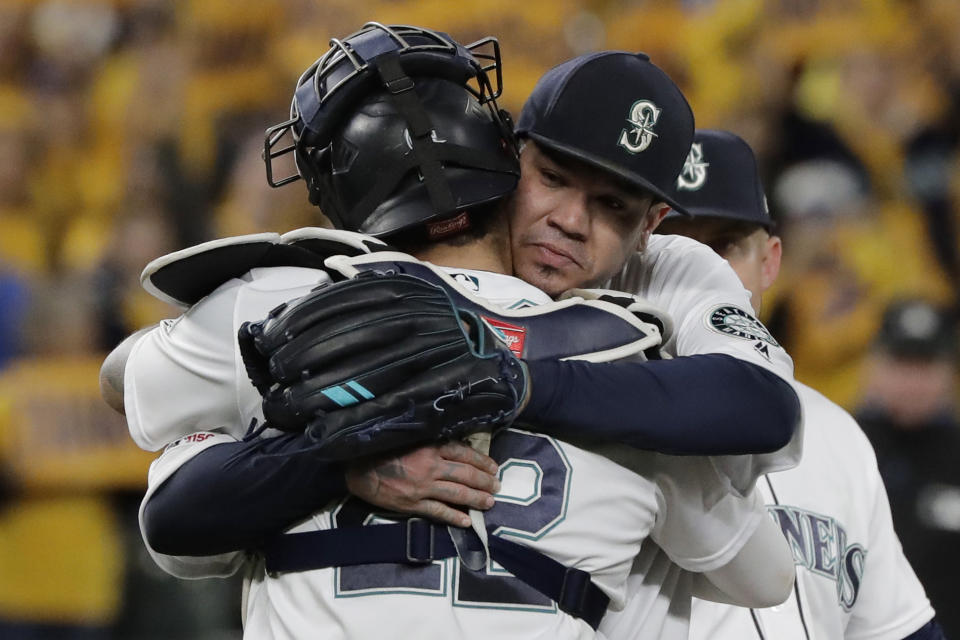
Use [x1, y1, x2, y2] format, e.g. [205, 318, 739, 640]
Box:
[707, 305, 780, 347]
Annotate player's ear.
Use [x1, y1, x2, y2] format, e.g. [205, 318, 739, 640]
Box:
[637, 202, 670, 250]
[760, 234, 782, 292]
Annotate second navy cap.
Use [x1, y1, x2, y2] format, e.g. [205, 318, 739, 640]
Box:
[671, 129, 772, 229]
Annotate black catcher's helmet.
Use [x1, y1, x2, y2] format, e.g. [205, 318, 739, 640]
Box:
[264, 23, 519, 238]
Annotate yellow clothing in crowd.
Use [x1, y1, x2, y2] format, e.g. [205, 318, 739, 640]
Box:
[0, 358, 153, 626]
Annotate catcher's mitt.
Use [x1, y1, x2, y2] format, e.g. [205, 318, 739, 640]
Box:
[238, 272, 527, 460]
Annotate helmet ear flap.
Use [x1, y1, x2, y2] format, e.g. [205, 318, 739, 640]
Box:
[316, 174, 345, 228]
[294, 144, 330, 207]
[313, 156, 351, 229]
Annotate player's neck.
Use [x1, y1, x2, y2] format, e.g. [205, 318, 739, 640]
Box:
[414, 228, 512, 276]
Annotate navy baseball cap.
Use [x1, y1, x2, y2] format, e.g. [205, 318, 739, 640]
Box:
[668, 129, 773, 229]
[516, 51, 694, 214]
[667, 129, 773, 231]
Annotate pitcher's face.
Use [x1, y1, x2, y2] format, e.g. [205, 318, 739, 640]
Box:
[509, 143, 664, 297]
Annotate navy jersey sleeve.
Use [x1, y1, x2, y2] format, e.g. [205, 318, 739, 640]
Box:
[902, 619, 946, 640]
[521, 354, 800, 455]
[143, 433, 346, 556]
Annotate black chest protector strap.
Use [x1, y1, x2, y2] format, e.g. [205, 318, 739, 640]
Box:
[261, 520, 610, 630]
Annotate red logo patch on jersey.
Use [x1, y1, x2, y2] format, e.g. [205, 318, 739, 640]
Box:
[481, 317, 526, 357]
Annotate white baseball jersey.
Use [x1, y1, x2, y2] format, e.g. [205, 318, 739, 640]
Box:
[124, 243, 768, 640]
[596, 233, 804, 640]
[688, 383, 935, 640]
[609, 234, 802, 495]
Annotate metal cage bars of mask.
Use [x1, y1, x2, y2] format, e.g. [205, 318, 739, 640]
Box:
[262, 23, 505, 190]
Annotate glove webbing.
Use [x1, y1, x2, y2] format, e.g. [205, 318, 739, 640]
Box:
[261, 519, 610, 630]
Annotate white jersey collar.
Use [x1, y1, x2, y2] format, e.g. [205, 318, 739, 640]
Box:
[437, 266, 553, 309]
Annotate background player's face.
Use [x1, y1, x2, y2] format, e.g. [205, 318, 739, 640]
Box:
[715, 229, 780, 314]
[509, 143, 667, 297]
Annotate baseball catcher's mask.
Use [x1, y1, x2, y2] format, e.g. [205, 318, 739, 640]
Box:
[263, 23, 518, 237]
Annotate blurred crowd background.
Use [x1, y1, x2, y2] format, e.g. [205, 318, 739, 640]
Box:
[0, 0, 958, 638]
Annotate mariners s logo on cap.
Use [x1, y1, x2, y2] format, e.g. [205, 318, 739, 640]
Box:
[618, 100, 661, 154]
[677, 142, 709, 191]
